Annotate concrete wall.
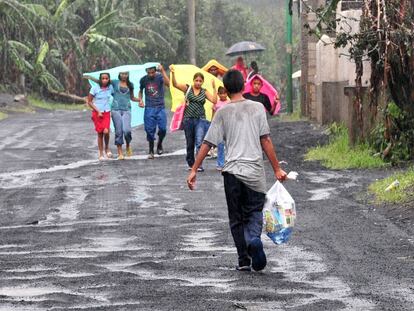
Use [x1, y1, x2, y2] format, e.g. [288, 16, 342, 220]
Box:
[301, 1, 368, 124]
[300, 0, 326, 119]
[311, 8, 370, 125]
[315, 81, 349, 125]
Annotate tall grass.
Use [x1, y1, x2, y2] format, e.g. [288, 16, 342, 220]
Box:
[305, 125, 386, 169]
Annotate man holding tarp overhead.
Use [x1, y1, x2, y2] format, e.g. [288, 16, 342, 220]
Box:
[139, 65, 170, 159]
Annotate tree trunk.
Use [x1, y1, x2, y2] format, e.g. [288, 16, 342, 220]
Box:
[49, 90, 86, 104]
[19, 73, 26, 94]
[187, 0, 196, 65]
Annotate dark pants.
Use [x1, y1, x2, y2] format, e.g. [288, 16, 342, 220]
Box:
[183, 117, 207, 167]
[223, 172, 266, 267]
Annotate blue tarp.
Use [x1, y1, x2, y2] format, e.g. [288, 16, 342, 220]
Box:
[83, 62, 159, 129]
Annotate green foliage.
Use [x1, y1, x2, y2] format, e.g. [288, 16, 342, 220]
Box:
[370, 102, 414, 163]
[369, 167, 414, 204]
[28, 95, 86, 111]
[1, 0, 296, 99]
[310, 1, 414, 162]
[306, 124, 387, 169]
[0, 112, 8, 120]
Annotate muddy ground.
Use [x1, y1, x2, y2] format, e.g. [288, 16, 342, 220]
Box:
[0, 110, 413, 310]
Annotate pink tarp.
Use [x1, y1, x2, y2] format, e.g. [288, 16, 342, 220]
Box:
[170, 103, 186, 132]
[244, 74, 281, 115]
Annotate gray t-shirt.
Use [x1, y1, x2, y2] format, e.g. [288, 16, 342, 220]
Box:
[204, 99, 270, 193]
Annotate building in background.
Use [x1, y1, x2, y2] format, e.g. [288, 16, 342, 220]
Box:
[300, 0, 365, 124]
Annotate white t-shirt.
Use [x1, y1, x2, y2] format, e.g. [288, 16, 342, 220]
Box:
[204, 99, 270, 193]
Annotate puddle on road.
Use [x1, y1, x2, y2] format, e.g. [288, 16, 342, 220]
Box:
[264, 242, 376, 310]
[304, 171, 361, 196]
[5, 265, 51, 273]
[0, 126, 36, 150]
[181, 228, 235, 253]
[163, 193, 190, 216]
[103, 263, 235, 293]
[0, 217, 125, 231]
[133, 269, 234, 292]
[0, 286, 66, 297]
[307, 187, 337, 201]
[0, 244, 30, 249]
[40, 188, 87, 225]
[1, 271, 94, 281]
[126, 185, 158, 209]
[127, 184, 192, 216]
[304, 171, 345, 184]
[86, 235, 144, 252]
[0, 149, 187, 189]
[0, 235, 147, 260]
[0, 305, 46, 311]
[39, 227, 75, 233]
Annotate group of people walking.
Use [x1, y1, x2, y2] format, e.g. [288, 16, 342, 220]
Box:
[85, 60, 286, 272]
[85, 58, 276, 168]
[85, 65, 170, 160]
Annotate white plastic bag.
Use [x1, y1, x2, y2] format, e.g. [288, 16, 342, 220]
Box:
[263, 181, 296, 244]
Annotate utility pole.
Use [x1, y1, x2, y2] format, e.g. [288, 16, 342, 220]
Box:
[286, 0, 293, 113]
[188, 0, 196, 65]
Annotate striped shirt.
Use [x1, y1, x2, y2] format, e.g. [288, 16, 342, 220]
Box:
[184, 86, 206, 119]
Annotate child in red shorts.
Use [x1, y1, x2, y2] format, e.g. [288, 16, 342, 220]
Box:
[87, 73, 114, 160]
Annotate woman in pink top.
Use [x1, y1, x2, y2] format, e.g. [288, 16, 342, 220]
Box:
[214, 86, 230, 170]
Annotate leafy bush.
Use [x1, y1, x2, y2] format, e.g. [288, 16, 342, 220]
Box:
[370, 102, 414, 164]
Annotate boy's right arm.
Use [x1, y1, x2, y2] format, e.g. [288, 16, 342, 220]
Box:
[260, 135, 287, 181]
[187, 143, 212, 190]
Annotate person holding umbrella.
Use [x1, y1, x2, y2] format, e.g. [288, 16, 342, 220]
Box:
[231, 56, 248, 81]
[226, 41, 265, 81]
[247, 61, 260, 81]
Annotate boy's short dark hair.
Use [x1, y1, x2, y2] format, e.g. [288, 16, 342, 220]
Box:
[217, 86, 226, 94]
[223, 69, 244, 94]
[146, 66, 157, 72]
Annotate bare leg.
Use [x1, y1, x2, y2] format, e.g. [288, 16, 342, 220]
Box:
[97, 133, 104, 159]
[103, 129, 111, 157]
[117, 145, 124, 160]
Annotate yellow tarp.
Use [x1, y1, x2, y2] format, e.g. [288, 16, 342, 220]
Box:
[170, 64, 224, 121]
[201, 59, 228, 77]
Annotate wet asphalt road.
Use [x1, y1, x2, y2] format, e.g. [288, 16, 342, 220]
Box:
[0, 110, 413, 311]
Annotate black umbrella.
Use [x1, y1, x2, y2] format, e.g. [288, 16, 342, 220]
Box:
[225, 41, 265, 56]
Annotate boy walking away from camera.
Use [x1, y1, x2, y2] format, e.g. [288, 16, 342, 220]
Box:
[186, 69, 287, 272]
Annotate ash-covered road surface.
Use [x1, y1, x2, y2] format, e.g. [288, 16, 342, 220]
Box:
[0, 110, 413, 311]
